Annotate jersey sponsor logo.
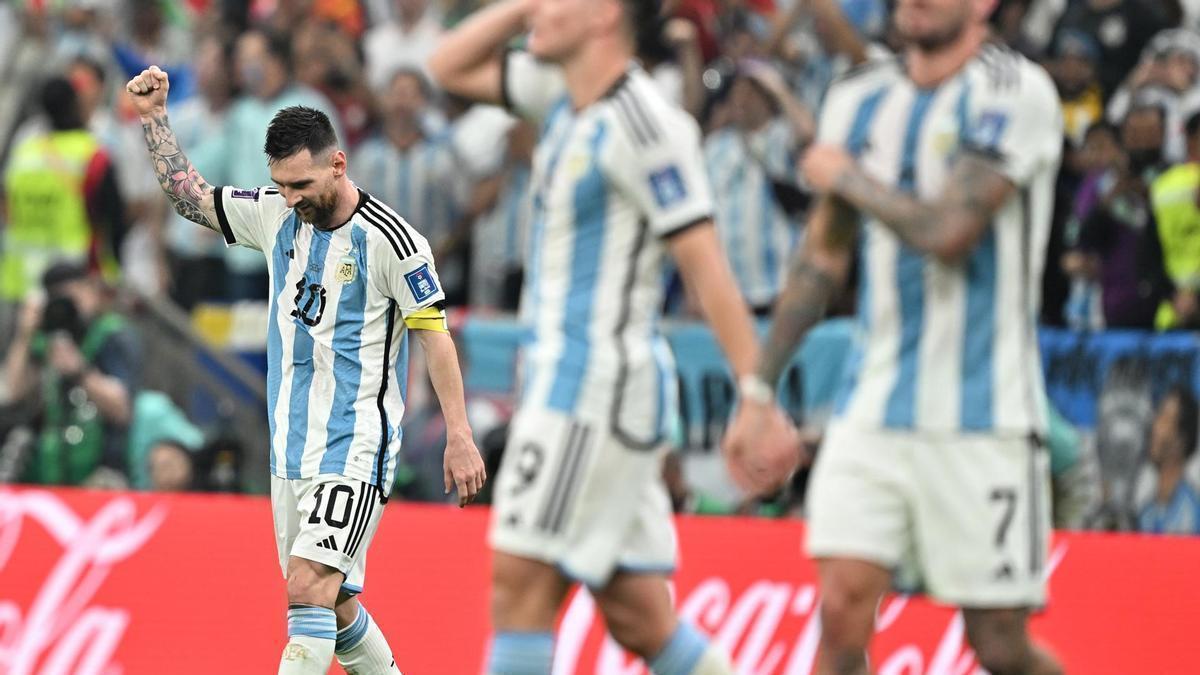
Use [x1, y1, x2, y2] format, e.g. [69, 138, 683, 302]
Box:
[404, 263, 439, 303]
[231, 188, 260, 201]
[649, 165, 687, 208]
[335, 256, 357, 284]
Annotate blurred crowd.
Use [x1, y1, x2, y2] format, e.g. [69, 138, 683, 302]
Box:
[3, 0, 1200, 534]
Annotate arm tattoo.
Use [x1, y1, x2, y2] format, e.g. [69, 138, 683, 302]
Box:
[141, 112, 217, 230]
[757, 259, 837, 385]
[832, 154, 1008, 258]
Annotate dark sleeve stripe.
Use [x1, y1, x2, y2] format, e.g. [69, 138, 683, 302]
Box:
[500, 47, 516, 113]
[364, 200, 419, 254]
[358, 207, 410, 260]
[619, 87, 661, 140]
[612, 94, 651, 147]
[659, 215, 712, 240]
[211, 186, 236, 245]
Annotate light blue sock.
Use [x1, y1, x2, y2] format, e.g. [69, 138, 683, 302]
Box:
[335, 604, 371, 653]
[650, 622, 708, 675]
[287, 604, 338, 641]
[487, 631, 554, 675]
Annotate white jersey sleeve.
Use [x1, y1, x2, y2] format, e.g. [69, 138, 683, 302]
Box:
[816, 59, 899, 148]
[501, 50, 568, 123]
[213, 185, 290, 252]
[608, 103, 714, 238]
[962, 60, 1063, 187]
[367, 219, 447, 316]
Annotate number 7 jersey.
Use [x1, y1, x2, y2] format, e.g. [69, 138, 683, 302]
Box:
[213, 185, 445, 493]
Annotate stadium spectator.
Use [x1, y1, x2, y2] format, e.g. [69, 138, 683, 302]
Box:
[354, 69, 467, 298]
[705, 61, 811, 314]
[219, 28, 343, 300]
[1107, 28, 1200, 162]
[163, 34, 236, 309]
[1051, 0, 1173, 99]
[767, 0, 884, 112]
[1066, 104, 1173, 329]
[111, 0, 194, 100]
[1062, 121, 1122, 329]
[291, 20, 375, 148]
[1150, 109, 1200, 330]
[363, 0, 443, 92]
[147, 438, 196, 491]
[468, 119, 534, 311]
[1, 76, 126, 303]
[1139, 385, 1200, 535]
[2, 262, 140, 486]
[1050, 29, 1105, 146]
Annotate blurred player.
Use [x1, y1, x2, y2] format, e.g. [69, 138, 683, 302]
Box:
[430, 1, 797, 673]
[725, 0, 1065, 673]
[126, 66, 486, 675]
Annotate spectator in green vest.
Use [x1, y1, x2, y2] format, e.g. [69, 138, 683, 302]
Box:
[1, 76, 127, 303]
[1149, 110, 1200, 330]
[2, 262, 140, 486]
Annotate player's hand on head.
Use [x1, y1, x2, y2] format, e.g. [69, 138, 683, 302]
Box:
[125, 65, 170, 117]
[444, 432, 487, 507]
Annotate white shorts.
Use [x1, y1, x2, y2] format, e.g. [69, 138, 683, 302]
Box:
[489, 406, 677, 588]
[271, 475, 387, 595]
[806, 422, 1051, 608]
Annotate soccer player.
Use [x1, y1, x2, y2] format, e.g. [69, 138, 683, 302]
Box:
[125, 66, 487, 675]
[429, 1, 798, 673]
[725, 0, 1066, 673]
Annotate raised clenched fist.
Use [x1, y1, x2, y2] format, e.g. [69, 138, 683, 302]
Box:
[125, 65, 170, 117]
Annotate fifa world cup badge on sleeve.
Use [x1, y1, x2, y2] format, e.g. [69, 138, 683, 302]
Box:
[336, 256, 357, 284]
[649, 165, 687, 207]
[404, 263, 439, 302]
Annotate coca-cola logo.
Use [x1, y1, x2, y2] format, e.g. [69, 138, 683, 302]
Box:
[551, 543, 1068, 675]
[0, 489, 166, 675]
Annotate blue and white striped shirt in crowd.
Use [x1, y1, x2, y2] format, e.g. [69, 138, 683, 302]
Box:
[705, 119, 802, 309]
[471, 163, 531, 308]
[820, 45, 1062, 434]
[352, 132, 465, 246]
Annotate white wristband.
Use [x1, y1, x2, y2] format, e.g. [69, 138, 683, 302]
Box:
[739, 374, 774, 405]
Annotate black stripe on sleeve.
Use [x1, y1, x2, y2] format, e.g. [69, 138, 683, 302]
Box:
[359, 207, 411, 260]
[612, 94, 650, 146]
[500, 47, 517, 113]
[212, 186, 237, 245]
[619, 88, 661, 141]
[659, 215, 713, 240]
[365, 201, 419, 255]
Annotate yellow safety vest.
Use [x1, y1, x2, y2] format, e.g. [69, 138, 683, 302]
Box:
[2, 130, 100, 300]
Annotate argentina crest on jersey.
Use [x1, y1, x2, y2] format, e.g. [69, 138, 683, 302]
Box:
[335, 255, 356, 284]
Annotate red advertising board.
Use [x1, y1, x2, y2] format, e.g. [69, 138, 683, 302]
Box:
[2, 486, 1198, 674]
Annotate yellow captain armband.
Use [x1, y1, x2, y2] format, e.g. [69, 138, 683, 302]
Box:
[403, 305, 449, 333]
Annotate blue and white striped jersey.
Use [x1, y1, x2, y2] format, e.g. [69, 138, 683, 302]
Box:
[502, 51, 713, 447]
[352, 132, 465, 247]
[823, 44, 1063, 434]
[214, 185, 445, 491]
[705, 119, 803, 308]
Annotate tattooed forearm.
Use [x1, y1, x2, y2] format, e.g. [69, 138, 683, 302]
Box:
[757, 259, 837, 385]
[140, 112, 217, 230]
[831, 154, 1010, 261]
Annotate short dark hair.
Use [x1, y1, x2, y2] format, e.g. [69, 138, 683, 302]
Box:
[263, 106, 338, 163]
[388, 67, 432, 100]
[1186, 110, 1200, 140]
[40, 77, 84, 131]
[1165, 385, 1199, 459]
[243, 27, 292, 72]
[619, 0, 661, 45]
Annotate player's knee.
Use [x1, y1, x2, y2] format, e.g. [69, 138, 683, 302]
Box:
[963, 610, 1033, 675]
[597, 598, 671, 659]
[286, 559, 341, 607]
[818, 584, 876, 645]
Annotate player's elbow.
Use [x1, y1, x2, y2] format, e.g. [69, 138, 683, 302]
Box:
[427, 46, 469, 95]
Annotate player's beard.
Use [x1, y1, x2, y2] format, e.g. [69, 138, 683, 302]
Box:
[297, 189, 339, 229]
[899, 10, 970, 53]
